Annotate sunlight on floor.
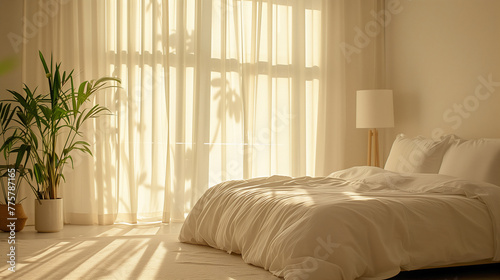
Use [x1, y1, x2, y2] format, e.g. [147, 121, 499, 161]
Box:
[0, 224, 280, 280]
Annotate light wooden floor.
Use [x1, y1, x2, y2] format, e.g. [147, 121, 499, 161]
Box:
[0, 223, 280, 280]
[1, 223, 499, 279]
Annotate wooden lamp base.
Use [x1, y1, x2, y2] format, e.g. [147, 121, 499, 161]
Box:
[367, 128, 380, 167]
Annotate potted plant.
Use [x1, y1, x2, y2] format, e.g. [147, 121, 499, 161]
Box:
[0, 102, 29, 231]
[0, 165, 28, 232]
[0, 51, 120, 232]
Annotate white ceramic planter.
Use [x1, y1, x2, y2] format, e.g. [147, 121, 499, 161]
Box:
[35, 198, 63, 233]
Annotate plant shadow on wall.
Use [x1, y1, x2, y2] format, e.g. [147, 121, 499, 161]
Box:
[166, 29, 200, 210]
[167, 26, 246, 212]
[94, 67, 157, 222]
[0, 51, 120, 230]
[211, 77, 243, 146]
[100, 50, 184, 220]
[168, 27, 244, 144]
[168, 30, 196, 55]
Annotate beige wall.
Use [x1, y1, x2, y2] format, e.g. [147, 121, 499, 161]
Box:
[337, 0, 387, 170]
[386, 0, 500, 154]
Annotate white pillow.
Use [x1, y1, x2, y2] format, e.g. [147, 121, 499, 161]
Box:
[438, 137, 500, 187]
[384, 134, 452, 173]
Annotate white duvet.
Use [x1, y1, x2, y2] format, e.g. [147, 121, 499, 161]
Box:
[179, 167, 500, 279]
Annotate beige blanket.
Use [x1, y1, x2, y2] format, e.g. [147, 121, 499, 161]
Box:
[179, 166, 500, 279]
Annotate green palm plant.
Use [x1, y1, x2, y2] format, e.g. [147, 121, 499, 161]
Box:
[0, 51, 120, 200]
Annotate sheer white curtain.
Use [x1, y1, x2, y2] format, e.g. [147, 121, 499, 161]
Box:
[21, 0, 384, 224]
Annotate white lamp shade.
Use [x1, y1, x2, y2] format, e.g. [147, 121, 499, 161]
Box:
[356, 89, 394, 128]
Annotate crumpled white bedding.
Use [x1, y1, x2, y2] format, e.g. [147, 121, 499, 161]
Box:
[179, 166, 500, 279]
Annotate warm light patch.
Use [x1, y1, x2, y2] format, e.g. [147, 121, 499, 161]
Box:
[343, 192, 375, 201]
[124, 226, 161, 236]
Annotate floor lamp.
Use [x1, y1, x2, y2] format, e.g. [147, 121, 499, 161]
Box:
[356, 90, 394, 167]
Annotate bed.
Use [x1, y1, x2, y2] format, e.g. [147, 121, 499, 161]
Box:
[179, 134, 500, 279]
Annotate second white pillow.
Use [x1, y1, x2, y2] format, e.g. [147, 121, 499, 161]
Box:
[384, 134, 452, 173]
[439, 137, 500, 187]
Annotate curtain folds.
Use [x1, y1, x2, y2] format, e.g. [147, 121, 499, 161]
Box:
[20, 0, 384, 224]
